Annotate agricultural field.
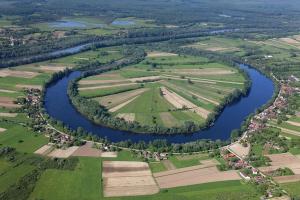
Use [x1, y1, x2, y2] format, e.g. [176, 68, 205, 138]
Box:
[186, 37, 252, 56]
[28, 152, 260, 200]
[79, 53, 246, 129]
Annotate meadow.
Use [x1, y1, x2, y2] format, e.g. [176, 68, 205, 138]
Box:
[79, 53, 246, 129]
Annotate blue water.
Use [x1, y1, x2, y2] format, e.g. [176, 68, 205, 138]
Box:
[48, 20, 105, 28]
[44, 64, 274, 143]
[111, 20, 136, 26]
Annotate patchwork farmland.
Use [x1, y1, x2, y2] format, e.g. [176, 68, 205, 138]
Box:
[79, 53, 246, 129]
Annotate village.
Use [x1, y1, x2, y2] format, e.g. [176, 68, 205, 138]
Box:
[22, 73, 300, 199]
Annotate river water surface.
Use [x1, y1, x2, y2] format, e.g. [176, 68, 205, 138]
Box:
[44, 64, 274, 143]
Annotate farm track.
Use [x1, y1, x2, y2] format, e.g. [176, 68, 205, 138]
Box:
[160, 86, 210, 118]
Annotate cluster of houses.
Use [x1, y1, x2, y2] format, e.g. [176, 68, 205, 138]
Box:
[138, 150, 169, 161]
[25, 88, 41, 106]
[222, 150, 277, 198]
[247, 83, 295, 134]
[48, 130, 75, 147]
[221, 150, 247, 170]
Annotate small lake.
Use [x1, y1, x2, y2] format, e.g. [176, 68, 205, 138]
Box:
[111, 20, 136, 26]
[44, 64, 275, 143]
[48, 20, 105, 28]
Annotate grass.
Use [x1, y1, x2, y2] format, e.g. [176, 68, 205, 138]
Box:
[0, 73, 50, 90]
[0, 160, 35, 193]
[111, 180, 260, 200]
[80, 54, 245, 129]
[0, 122, 48, 153]
[49, 48, 123, 66]
[80, 84, 142, 98]
[281, 181, 300, 198]
[289, 147, 300, 155]
[169, 154, 210, 168]
[29, 157, 102, 200]
[149, 162, 167, 173]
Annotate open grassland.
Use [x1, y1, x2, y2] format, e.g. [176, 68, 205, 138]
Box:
[29, 157, 102, 200]
[110, 180, 261, 200]
[281, 181, 300, 199]
[169, 153, 210, 168]
[29, 152, 260, 200]
[0, 122, 48, 153]
[0, 159, 35, 193]
[79, 54, 245, 128]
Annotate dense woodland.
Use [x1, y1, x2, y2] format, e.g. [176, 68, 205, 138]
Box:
[2, 0, 300, 66]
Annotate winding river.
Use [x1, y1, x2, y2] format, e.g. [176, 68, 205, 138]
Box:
[44, 64, 274, 143]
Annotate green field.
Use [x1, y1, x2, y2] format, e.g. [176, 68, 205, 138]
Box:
[169, 153, 210, 168]
[0, 122, 48, 153]
[281, 181, 300, 198]
[29, 154, 260, 200]
[149, 162, 167, 173]
[29, 157, 102, 200]
[78, 54, 245, 129]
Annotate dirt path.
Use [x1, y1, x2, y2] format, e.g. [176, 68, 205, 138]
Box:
[109, 95, 139, 112]
[161, 81, 219, 105]
[160, 87, 210, 118]
[98, 88, 148, 108]
[162, 160, 176, 170]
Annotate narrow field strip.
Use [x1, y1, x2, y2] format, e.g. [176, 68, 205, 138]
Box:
[287, 121, 300, 127]
[171, 68, 235, 75]
[79, 79, 128, 85]
[0, 97, 21, 108]
[162, 74, 243, 85]
[0, 69, 39, 78]
[162, 81, 220, 105]
[147, 51, 178, 57]
[129, 75, 161, 82]
[16, 84, 42, 90]
[160, 87, 209, 118]
[0, 113, 18, 117]
[102, 161, 159, 197]
[109, 95, 140, 112]
[39, 65, 67, 72]
[78, 82, 137, 91]
[0, 89, 16, 93]
[97, 88, 149, 108]
[268, 124, 300, 137]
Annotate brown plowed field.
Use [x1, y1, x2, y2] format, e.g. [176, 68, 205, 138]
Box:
[102, 161, 159, 197]
[153, 163, 241, 188]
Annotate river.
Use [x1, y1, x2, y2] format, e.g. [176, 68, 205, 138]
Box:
[44, 64, 274, 143]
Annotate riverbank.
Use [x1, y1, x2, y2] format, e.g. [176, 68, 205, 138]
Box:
[43, 62, 274, 144]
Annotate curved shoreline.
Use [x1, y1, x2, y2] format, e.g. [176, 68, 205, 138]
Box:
[67, 63, 251, 135]
[44, 63, 275, 143]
